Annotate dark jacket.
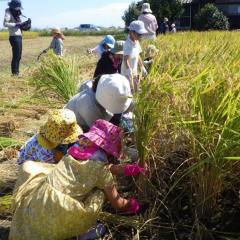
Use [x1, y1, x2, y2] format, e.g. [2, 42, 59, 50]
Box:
[93, 51, 121, 78]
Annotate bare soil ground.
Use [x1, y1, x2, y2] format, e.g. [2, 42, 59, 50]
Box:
[0, 36, 100, 142]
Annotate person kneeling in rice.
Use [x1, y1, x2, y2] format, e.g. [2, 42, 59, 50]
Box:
[143, 44, 159, 72]
[9, 119, 147, 240]
[17, 109, 81, 165]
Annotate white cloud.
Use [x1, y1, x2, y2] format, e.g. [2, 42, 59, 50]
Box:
[33, 3, 130, 29]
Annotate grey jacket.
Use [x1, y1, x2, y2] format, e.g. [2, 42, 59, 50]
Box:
[3, 8, 22, 36]
[65, 87, 112, 130]
[49, 37, 64, 56]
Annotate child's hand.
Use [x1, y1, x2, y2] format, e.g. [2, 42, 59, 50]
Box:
[123, 163, 148, 176]
[141, 66, 148, 77]
[87, 48, 92, 54]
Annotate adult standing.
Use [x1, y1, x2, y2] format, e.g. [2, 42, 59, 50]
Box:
[138, 3, 158, 40]
[3, 0, 24, 76]
[159, 17, 170, 35]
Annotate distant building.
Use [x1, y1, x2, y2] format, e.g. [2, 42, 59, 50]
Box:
[179, 0, 240, 29]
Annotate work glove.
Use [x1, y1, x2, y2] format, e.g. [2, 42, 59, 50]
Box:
[126, 68, 133, 80]
[123, 163, 147, 176]
[141, 65, 148, 77]
[87, 48, 93, 54]
[123, 197, 140, 214]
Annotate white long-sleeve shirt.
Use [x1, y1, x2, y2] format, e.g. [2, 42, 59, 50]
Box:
[3, 8, 22, 36]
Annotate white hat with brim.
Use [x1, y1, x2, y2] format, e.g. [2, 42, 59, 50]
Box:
[96, 74, 132, 114]
[128, 20, 148, 35]
[141, 3, 152, 13]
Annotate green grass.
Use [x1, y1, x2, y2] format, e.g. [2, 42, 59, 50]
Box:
[0, 137, 20, 150]
[0, 195, 12, 214]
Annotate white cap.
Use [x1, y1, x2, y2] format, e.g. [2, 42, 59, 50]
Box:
[141, 3, 152, 13]
[128, 20, 148, 35]
[96, 74, 132, 114]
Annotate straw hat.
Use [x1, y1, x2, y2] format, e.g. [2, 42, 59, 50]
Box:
[51, 27, 63, 35]
[37, 109, 82, 150]
[146, 45, 159, 58]
[83, 119, 123, 158]
[96, 74, 132, 114]
[141, 3, 152, 13]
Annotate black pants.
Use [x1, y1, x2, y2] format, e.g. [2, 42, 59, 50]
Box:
[110, 114, 122, 126]
[9, 36, 22, 75]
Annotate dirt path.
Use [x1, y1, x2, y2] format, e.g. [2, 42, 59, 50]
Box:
[0, 36, 100, 142]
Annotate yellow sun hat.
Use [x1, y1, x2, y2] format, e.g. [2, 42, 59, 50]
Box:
[37, 109, 82, 150]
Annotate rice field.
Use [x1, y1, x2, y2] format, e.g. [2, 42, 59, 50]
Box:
[0, 31, 39, 40]
[1, 32, 240, 239]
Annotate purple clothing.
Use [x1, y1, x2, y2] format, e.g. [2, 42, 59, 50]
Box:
[17, 134, 55, 165]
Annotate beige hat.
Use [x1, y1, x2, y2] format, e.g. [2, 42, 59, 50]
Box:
[141, 3, 152, 13]
[51, 27, 62, 35]
[146, 45, 159, 58]
[110, 41, 125, 55]
[96, 74, 132, 114]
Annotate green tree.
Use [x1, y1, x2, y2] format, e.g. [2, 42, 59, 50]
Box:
[122, 2, 141, 29]
[194, 4, 229, 30]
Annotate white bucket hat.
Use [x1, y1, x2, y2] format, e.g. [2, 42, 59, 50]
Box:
[141, 3, 152, 13]
[96, 74, 132, 114]
[128, 20, 148, 35]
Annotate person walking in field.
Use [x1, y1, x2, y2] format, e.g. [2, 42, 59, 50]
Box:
[49, 27, 65, 56]
[138, 3, 158, 40]
[121, 20, 148, 93]
[3, 0, 24, 76]
[38, 27, 65, 58]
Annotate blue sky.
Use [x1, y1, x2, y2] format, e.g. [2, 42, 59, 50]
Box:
[0, 0, 133, 29]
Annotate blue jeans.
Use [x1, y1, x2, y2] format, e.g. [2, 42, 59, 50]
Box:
[9, 36, 22, 75]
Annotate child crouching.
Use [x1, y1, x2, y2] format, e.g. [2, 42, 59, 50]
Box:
[17, 109, 81, 165]
[10, 119, 147, 240]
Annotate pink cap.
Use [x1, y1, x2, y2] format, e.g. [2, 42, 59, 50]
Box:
[83, 119, 123, 158]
